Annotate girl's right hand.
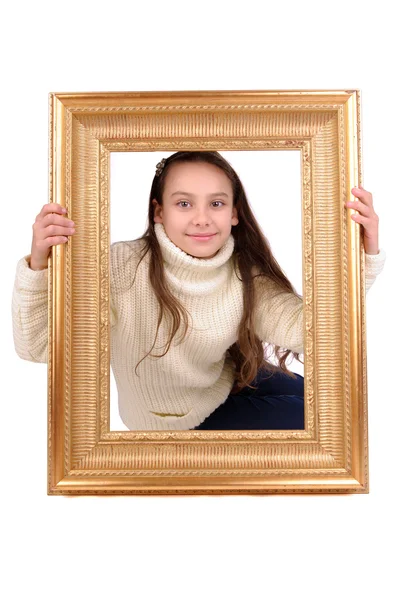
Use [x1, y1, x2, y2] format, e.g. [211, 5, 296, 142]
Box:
[29, 203, 76, 270]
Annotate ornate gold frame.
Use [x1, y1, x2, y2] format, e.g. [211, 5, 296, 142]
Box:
[48, 90, 366, 495]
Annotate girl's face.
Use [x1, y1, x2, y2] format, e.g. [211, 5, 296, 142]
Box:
[153, 162, 239, 259]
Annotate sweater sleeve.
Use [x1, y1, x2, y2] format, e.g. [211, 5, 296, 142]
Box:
[365, 248, 386, 292]
[254, 248, 386, 355]
[11, 254, 49, 363]
[12, 247, 121, 363]
[253, 278, 304, 355]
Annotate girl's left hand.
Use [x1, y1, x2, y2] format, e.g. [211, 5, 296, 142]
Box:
[345, 186, 380, 255]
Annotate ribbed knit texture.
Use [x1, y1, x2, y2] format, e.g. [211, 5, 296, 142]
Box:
[12, 224, 386, 430]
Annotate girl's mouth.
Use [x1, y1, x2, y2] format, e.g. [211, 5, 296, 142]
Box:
[188, 234, 217, 241]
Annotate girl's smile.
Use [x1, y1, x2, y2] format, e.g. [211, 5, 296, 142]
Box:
[187, 233, 218, 241]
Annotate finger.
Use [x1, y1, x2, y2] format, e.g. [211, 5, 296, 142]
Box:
[40, 212, 75, 228]
[33, 218, 75, 239]
[42, 224, 75, 239]
[350, 213, 371, 226]
[38, 203, 68, 219]
[345, 199, 371, 217]
[48, 236, 70, 245]
[351, 187, 373, 207]
[37, 236, 71, 250]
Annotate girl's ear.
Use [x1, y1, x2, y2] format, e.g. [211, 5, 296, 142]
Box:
[152, 199, 163, 223]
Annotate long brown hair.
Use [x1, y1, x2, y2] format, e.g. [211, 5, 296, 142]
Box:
[122, 151, 303, 394]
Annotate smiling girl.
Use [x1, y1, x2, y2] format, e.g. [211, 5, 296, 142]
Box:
[12, 152, 385, 430]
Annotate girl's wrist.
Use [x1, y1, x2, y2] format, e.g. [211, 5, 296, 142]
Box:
[28, 255, 48, 271]
[364, 237, 379, 255]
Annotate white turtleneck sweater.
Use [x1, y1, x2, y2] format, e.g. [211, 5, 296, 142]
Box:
[12, 222, 386, 430]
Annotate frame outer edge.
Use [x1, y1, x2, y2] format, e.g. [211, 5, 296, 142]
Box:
[48, 95, 67, 493]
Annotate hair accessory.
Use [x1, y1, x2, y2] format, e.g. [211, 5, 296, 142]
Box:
[155, 158, 167, 177]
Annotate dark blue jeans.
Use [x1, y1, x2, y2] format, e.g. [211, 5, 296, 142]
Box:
[192, 368, 304, 430]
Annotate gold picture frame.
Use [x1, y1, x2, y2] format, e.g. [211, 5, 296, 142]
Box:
[48, 89, 366, 495]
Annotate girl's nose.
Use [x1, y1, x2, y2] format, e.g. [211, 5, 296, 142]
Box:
[193, 212, 211, 223]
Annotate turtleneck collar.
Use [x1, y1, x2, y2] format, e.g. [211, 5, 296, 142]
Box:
[154, 222, 236, 295]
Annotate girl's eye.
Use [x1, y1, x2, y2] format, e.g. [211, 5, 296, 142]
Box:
[177, 201, 225, 208]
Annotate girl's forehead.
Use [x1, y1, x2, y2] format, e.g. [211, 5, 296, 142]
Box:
[164, 162, 232, 190]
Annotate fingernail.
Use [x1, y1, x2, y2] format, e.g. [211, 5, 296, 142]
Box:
[62, 208, 67, 213]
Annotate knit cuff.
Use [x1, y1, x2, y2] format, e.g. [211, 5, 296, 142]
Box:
[365, 248, 386, 279]
[16, 255, 48, 291]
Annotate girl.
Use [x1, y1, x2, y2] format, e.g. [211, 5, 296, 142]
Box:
[12, 151, 385, 431]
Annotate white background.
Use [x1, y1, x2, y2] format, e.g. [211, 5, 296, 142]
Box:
[3, 1, 396, 598]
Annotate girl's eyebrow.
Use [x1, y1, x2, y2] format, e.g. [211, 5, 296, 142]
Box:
[170, 191, 230, 197]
